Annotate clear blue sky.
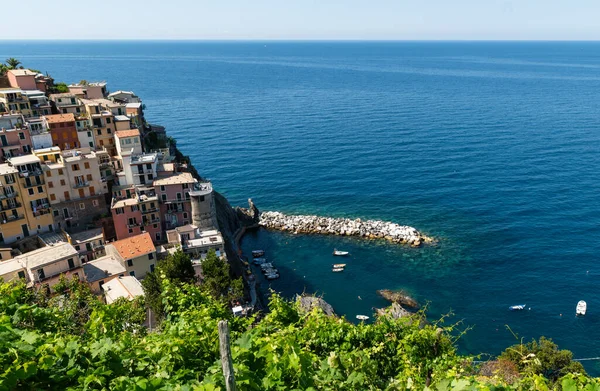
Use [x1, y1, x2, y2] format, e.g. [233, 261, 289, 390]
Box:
[4, 0, 599, 40]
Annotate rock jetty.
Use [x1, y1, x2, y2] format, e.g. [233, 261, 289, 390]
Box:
[259, 211, 433, 247]
[377, 289, 419, 309]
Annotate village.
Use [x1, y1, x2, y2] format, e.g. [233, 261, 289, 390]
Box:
[0, 66, 226, 303]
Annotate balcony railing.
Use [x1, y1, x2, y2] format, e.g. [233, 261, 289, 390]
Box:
[141, 207, 159, 214]
[73, 181, 89, 189]
[19, 169, 43, 178]
[2, 201, 22, 210]
[143, 217, 160, 225]
[22, 179, 44, 188]
[0, 191, 18, 200]
[1, 214, 24, 223]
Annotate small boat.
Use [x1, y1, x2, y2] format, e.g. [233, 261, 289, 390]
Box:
[260, 263, 274, 270]
[265, 272, 280, 280]
[577, 300, 587, 316]
[252, 257, 266, 265]
[509, 304, 526, 311]
[332, 263, 346, 268]
[252, 250, 265, 257]
[332, 267, 344, 273]
[333, 249, 349, 256]
[356, 315, 369, 321]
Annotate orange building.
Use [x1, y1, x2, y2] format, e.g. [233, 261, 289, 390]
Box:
[43, 113, 80, 150]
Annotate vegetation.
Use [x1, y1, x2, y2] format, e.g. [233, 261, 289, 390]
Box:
[200, 248, 244, 305]
[49, 82, 70, 93]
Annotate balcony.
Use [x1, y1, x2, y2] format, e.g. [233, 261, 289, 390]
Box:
[1, 214, 24, 223]
[2, 201, 22, 210]
[0, 191, 18, 200]
[127, 222, 140, 228]
[22, 179, 45, 188]
[19, 169, 43, 178]
[141, 207, 159, 214]
[143, 217, 160, 225]
[73, 181, 89, 189]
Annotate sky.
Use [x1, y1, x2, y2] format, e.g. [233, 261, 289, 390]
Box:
[3, 0, 599, 40]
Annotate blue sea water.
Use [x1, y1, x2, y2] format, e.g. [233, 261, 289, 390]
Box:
[2, 40, 600, 371]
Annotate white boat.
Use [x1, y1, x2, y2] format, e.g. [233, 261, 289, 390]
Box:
[576, 300, 587, 316]
[332, 267, 344, 273]
[332, 263, 346, 268]
[265, 272, 279, 280]
[252, 257, 266, 265]
[356, 315, 369, 321]
[333, 249, 349, 256]
[260, 263, 274, 270]
[509, 304, 526, 311]
[252, 250, 265, 257]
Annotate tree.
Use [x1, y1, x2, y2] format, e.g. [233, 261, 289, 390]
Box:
[0, 64, 7, 76]
[5, 57, 21, 70]
[142, 249, 196, 317]
[200, 248, 234, 302]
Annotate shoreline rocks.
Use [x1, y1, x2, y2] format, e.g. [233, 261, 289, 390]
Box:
[259, 211, 434, 247]
[376, 289, 419, 309]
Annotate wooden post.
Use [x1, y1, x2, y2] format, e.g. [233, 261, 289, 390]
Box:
[218, 320, 237, 391]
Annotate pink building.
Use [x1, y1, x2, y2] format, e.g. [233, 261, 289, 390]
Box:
[7, 69, 37, 91]
[154, 172, 197, 232]
[0, 114, 33, 159]
[110, 184, 162, 243]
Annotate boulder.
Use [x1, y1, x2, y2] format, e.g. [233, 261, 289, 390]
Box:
[376, 302, 411, 319]
[296, 294, 336, 317]
[377, 289, 419, 309]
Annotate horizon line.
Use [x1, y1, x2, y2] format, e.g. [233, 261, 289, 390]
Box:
[2, 38, 600, 43]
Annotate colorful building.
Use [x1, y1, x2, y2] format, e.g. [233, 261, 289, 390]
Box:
[0, 88, 33, 118]
[6, 69, 37, 91]
[105, 232, 156, 279]
[0, 113, 33, 159]
[43, 113, 80, 150]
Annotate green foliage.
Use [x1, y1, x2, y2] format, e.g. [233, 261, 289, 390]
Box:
[0, 276, 597, 390]
[51, 82, 70, 93]
[201, 248, 244, 304]
[142, 249, 196, 318]
[499, 336, 586, 383]
[4, 57, 21, 70]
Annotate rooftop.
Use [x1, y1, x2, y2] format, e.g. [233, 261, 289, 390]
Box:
[130, 153, 157, 164]
[8, 154, 40, 166]
[0, 163, 18, 176]
[49, 92, 77, 99]
[111, 197, 138, 209]
[70, 228, 103, 244]
[34, 146, 61, 155]
[14, 243, 78, 270]
[115, 129, 140, 139]
[44, 113, 75, 124]
[110, 232, 155, 260]
[0, 259, 25, 276]
[69, 81, 107, 87]
[114, 115, 130, 122]
[109, 90, 136, 97]
[154, 172, 197, 186]
[39, 231, 69, 246]
[102, 276, 144, 304]
[0, 88, 23, 95]
[84, 255, 126, 283]
[21, 90, 46, 97]
[126, 102, 142, 109]
[8, 69, 37, 77]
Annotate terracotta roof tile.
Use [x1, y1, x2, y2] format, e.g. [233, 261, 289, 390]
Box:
[111, 232, 155, 260]
[115, 129, 140, 138]
[44, 113, 75, 124]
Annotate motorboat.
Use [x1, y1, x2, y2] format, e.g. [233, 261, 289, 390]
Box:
[577, 300, 587, 316]
[333, 249, 349, 256]
[265, 272, 280, 280]
[260, 263, 274, 270]
[332, 267, 344, 273]
[332, 263, 346, 268]
[252, 250, 265, 257]
[356, 315, 369, 321]
[252, 257, 266, 265]
[509, 304, 526, 311]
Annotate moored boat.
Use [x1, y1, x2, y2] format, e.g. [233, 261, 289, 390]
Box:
[332, 267, 344, 273]
[252, 257, 266, 265]
[265, 272, 280, 280]
[356, 315, 369, 321]
[577, 300, 587, 316]
[252, 250, 265, 257]
[332, 263, 346, 268]
[509, 304, 526, 311]
[333, 249, 349, 256]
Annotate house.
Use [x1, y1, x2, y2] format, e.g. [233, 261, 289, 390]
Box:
[70, 227, 105, 262]
[43, 113, 80, 150]
[0, 88, 33, 118]
[80, 99, 116, 155]
[22, 90, 52, 117]
[83, 254, 126, 293]
[0, 113, 33, 158]
[7, 154, 53, 237]
[6, 69, 37, 91]
[120, 152, 157, 187]
[115, 129, 142, 157]
[108, 90, 141, 104]
[68, 82, 107, 99]
[0, 164, 29, 243]
[102, 276, 144, 304]
[105, 232, 156, 279]
[13, 242, 81, 290]
[48, 93, 84, 115]
[34, 147, 108, 232]
[0, 258, 28, 283]
[29, 118, 53, 150]
[166, 225, 224, 260]
[153, 172, 197, 231]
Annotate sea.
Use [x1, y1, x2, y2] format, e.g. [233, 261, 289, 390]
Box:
[2, 40, 600, 372]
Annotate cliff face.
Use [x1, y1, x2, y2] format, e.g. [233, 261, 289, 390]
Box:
[214, 193, 260, 241]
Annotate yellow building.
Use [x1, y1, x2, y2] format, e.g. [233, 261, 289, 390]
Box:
[7, 155, 54, 237]
[0, 88, 33, 118]
[81, 99, 117, 156]
[0, 164, 29, 243]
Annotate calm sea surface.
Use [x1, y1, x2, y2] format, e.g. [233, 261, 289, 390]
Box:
[2, 41, 600, 371]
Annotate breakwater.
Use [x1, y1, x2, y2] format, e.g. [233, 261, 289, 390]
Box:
[259, 211, 433, 246]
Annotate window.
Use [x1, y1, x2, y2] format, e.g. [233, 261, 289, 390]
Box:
[90, 186, 95, 196]
[129, 271, 135, 277]
[160, 185, 165, 192]
[72, 164, 79, 171]
[155, 233, 161, 241]
[161, 194, 166, 202]
[18, 270, 25, 279]
[28, 189, 33, 195]
[46, 171, 52, 177]
[115, 207, 124, 215]
[176, 193, 182, 201]
[148, 252, 154, 260]
[58, 169, 63, 175]
[48, 181, 53, 188]
[68, 258, 75, 269]
[147, 174, 153, 180]
[37, 268, 45, 280]
[106, 118, 111, 124]
[200, 195, 205, 202]
[50, 194, 56, 201]
[92, 199, 99, 207]
[60, 179, 66, 186]
[87, 131, 92, 137]
[183, 212, 188, 219]
[64, 191, 70, 201]
[86, 174, 92, 181]
[53, 209, 59, 217]
[185, 192, 190, 200]
[75, 245, 80, 251]
[127, 259, 133, 267]
[131, 205, 139, 212]
[84, 162, 90, 169]
[150, 264, 155, 272]
[37, 186, 43, 193]
[78, 189, 84, 198]
[97, 129, 102, 136]
[146, 164, 151, 169]
[18, 132, 25, 140]
[79, 203, 85, 210]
